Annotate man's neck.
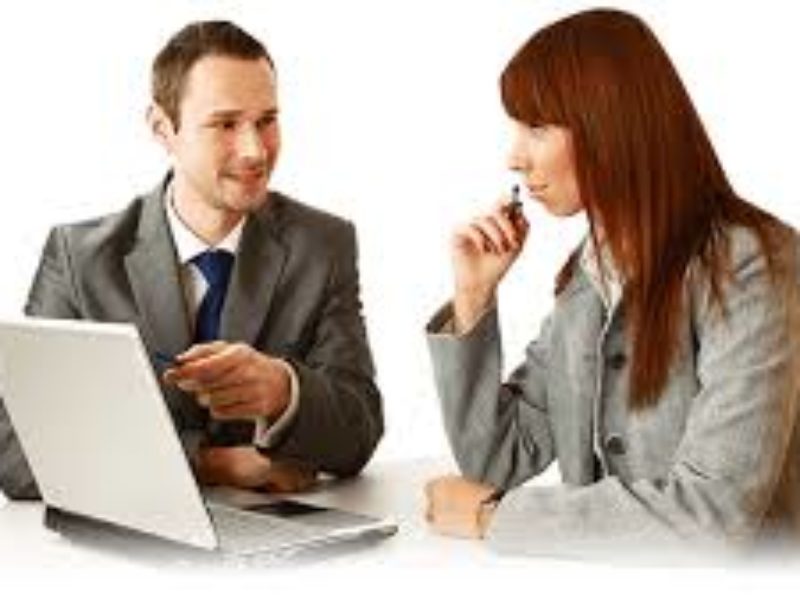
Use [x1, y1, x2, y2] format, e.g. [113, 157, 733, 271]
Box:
[172, 186, 244, 246]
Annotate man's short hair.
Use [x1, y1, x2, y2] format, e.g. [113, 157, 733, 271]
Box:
[152, 20, 274, 128]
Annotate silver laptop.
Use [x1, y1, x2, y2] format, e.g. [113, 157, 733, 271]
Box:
[0, 317, 396, 560]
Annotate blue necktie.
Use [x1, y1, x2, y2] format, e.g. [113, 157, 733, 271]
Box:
[191, 250, 252, 446]
[192, 250, 234, 343]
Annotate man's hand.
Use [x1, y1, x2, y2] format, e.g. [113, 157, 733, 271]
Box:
[424, 474, 497, 539]
[163, 341, 291, 421]
[195, 446, 318, 492]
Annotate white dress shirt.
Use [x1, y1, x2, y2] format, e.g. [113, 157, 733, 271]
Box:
[579, 237, 623, 311]
[164, 193, 299, 449]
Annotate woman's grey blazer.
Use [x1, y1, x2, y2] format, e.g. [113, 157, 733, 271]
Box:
[427, 225, 800, 558]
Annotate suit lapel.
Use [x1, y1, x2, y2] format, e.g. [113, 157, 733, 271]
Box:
[220, 193, 289, 345]
[557, 265, 608, 484]
[124, 184, 192, 357]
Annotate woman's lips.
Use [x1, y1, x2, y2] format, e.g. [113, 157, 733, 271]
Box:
[527, 184, 548, 196]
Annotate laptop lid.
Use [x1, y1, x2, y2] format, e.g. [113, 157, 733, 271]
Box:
[0, 317, 217, 550]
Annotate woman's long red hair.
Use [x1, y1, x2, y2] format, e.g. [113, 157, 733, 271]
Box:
[501, 9, 788, 409]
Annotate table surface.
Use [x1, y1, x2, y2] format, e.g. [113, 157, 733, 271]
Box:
[4, 456, 800, 600]
[0, 456, 535, 570]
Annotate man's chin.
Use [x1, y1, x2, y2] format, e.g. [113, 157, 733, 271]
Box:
[220, 188, 270, 213]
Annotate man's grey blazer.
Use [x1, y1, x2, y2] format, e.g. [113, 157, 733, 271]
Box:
[0, 176, 383, 499]
[427, 225, 800, 558]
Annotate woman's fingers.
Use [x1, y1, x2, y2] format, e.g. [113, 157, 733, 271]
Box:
[457, 212, 522, 255]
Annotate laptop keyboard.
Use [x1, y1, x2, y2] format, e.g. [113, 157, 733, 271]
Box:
[207, 503, 321, 554]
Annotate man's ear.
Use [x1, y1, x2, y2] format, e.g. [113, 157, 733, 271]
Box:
[146, 103, 176, 151]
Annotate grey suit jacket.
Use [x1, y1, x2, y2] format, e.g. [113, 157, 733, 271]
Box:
[0, 176, 383, 499]
[427, 225, 800, 558]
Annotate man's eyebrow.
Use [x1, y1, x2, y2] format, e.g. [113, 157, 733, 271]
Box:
[256, 108, 280, 119]
[206, 108, 279, 121]
[206, 110, 243, 121]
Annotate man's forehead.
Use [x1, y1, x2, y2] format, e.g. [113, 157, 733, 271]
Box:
[181, 55, 277, 111]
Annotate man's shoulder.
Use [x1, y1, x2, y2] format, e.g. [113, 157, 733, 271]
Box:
[50, 189, 157, 257]
[269, 191, 351, 227]
[266, 191, 355, 243]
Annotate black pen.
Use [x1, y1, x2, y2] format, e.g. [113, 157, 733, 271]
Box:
[153, 351, 180, 370]
[505, 184, 524, 221]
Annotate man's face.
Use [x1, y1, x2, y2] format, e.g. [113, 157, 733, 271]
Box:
[159, 55, 280, 214]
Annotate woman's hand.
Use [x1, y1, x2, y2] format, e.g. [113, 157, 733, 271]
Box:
[451, 198, 529, 332]
[424, 474, 498, 539]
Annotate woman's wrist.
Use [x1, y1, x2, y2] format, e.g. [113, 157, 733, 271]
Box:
[476, 488, 505, 538]
[453, 287, 495, 334]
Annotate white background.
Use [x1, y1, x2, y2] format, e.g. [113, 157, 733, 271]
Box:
[1, 0, 799, 591]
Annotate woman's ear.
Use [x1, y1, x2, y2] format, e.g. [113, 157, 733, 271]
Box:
[146, 103, 176, 151]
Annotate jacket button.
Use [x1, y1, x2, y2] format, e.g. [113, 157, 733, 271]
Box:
[501, 382, 524, 395]
[592, 454, 604, 480]
[605, 434, 627, 455]
[607, 352, 627, 369]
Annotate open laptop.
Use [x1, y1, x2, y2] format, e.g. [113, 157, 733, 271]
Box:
[0, 316, 396, 561]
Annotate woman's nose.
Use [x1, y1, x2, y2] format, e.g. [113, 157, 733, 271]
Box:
[507, 140, 528, 172]
[506, 127, 531, 172]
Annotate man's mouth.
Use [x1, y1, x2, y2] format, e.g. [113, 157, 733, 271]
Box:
[228, 170, 266, 184]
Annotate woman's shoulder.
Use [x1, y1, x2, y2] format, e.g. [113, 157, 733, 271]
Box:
[687, 220, 799, 320]
[724, 220, 798, 266]
[722, 221, 799, 288]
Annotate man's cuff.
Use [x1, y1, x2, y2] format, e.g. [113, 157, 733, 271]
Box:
[253, 359, 300, 449]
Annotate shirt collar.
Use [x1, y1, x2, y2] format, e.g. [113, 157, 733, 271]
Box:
[164, 185, 245, 264]
[579, 236, 623, 310]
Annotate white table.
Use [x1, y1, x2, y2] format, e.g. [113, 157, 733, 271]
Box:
[0, 457, 523, 569]
[2, 458, 799, 599]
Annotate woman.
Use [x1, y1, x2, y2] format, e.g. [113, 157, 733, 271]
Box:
[424, 8, 800, 558]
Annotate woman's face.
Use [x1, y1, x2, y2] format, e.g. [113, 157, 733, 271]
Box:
[507, 120, 583, 217]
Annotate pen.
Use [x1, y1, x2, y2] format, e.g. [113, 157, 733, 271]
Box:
[153, 351, 180, 370]
[505, 184, 523, 221]
[154, 351, 204, 400]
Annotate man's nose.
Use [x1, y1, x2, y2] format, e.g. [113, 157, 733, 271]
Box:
[235, 124, 267, 161]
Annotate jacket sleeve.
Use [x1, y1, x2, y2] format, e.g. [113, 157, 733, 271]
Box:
[426, 303, 556, 490]
[486, 233, 800, 558]
[1, 228, 79, 500]
[266, 223, 383, 477]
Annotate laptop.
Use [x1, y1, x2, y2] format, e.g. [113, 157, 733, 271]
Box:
[0, 316, 397, 561]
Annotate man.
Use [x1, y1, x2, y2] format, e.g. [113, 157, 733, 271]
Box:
[0, 20, 383, 500]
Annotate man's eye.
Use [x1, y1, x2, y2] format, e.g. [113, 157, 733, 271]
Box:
[256, 116, 276, 130]
[212, 121, 236, 131]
